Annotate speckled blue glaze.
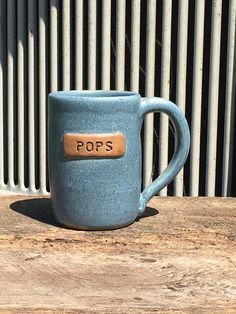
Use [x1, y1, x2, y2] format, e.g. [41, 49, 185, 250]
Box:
[48, 90, 190, 230]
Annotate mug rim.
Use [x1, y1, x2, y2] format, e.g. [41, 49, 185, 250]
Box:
[49, 90, 139, 99]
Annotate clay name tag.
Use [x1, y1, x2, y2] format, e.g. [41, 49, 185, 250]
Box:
[64, 133, 126, 158]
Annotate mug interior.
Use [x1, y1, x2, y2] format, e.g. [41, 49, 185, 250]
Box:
[49, 90, 138, 98]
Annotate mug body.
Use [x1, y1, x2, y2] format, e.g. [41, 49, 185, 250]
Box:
[48, 90, 142, 230]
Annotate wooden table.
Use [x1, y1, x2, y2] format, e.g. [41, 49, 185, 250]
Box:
[0, 195, 235, 313]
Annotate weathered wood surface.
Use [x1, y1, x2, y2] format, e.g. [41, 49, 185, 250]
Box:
[0, 195, 235, 313]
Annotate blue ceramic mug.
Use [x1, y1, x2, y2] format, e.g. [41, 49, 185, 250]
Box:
[48, 90, 190, 230]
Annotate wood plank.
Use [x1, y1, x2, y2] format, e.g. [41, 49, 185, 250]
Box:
[0, 195, 235, 312]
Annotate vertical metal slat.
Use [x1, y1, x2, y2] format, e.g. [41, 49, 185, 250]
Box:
[38, 0, 47, 194]
[75, 0, 83, 90]
[62, 0, 70, 90]
[0, 0, 5, 188]
[115, 0, 126, 90]
[159, 0, 172, 196]
[174, 0, 189, 196]
[130, 0, 141, 92]
[88, 0, 96, 90]
[7, 0, 15, 188]
[206, 0, 222, 196]
[102, 0, 111, 90]
[17, 0, 26, 191]
[222, 0, 236, 196]
[189, 0, 205, 196]
[143, 0, 156, 188]
[28, 0, 37, 192]
[50, 0, 59, 92]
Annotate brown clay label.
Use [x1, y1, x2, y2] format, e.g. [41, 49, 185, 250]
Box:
[64, 133, 126, 157]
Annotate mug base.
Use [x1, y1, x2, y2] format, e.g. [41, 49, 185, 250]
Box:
[55, 217, 136, 231]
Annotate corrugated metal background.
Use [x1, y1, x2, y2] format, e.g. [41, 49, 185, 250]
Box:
[0, 0, 235, 196]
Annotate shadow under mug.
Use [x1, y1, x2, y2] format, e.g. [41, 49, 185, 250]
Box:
[48, 90, 190, 230]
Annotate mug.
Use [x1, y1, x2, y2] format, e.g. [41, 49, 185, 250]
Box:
[48, 90, 190, 230]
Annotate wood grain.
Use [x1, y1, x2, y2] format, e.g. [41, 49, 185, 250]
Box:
[0, 195, 236, 313]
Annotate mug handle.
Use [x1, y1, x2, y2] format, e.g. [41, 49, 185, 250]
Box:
[139, 97, 190, 214]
